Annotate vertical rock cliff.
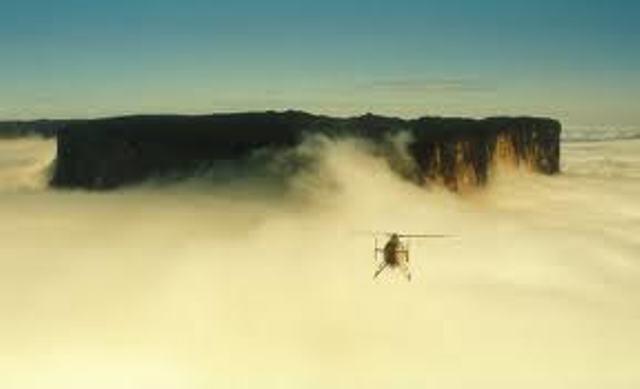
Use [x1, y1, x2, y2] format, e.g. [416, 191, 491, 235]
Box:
[409, 117, 560, 190]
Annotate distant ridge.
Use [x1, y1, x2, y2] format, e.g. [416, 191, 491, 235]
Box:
[0, 120, 75, 138]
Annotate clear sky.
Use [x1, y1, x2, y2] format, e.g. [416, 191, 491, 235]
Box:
[1, 0, 638, 128]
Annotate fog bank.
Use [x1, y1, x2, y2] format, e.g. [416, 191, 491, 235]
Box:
[0, 136, 638, 388]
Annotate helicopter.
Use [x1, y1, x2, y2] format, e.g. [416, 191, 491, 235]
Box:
[372, 232, 452, 281]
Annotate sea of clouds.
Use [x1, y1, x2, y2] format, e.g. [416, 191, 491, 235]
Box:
[0, 132, 638, 389]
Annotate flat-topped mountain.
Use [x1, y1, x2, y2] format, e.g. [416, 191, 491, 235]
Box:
[48, 111, 561, 190]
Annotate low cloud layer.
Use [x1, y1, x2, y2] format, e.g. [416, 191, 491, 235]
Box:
[0, 136, 639, 388]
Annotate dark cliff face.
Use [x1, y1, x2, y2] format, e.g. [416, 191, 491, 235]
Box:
[409, 117, 560, 190]
[50, 111, 561, 190]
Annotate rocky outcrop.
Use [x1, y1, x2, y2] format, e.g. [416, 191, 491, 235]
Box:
[50, 111, 561, 190]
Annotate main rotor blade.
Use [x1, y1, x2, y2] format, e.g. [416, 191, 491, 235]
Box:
[354, 230, 456, 238]
[397, 234, 454, 238]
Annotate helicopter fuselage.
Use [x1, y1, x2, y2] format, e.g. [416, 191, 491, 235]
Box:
[383, 237, 408, 267]
[373, 232, 451, 281]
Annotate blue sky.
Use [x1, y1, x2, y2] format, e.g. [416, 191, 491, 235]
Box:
[1, 0, 638, 127]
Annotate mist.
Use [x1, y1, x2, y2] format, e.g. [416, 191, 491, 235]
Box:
[0, 135, 639, 389]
